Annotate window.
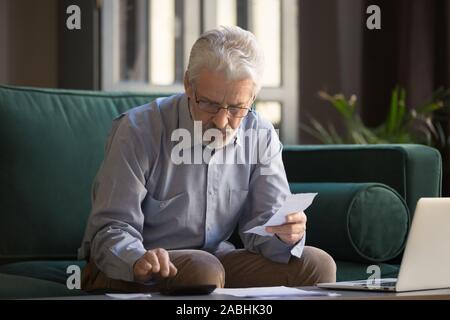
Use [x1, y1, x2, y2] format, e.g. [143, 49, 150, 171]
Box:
[102, 0, 299, 143]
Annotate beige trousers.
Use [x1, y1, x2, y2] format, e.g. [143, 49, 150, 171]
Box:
[82, 246, 336, 293]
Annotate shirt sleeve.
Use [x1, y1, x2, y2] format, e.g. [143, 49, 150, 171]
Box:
[79, 113, 153, 282]
[238, 125, 306, 264]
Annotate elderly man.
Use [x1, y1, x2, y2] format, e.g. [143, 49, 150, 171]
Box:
[79, 26, 335, 292]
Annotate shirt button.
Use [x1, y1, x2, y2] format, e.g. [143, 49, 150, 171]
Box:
[159, 202, 166, 208]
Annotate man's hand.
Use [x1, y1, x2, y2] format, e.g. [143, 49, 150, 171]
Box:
[133, 248, 178, 282]
[265, 211, 307, 245]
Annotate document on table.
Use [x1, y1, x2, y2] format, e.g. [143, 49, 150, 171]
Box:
[244, 193, 318, 237]
[106, 293, 152, 300]
[213, 286, 339, 298]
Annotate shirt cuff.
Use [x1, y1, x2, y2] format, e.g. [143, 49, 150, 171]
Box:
[107, 238, 147, 282]
[290, 233, 306, 258]
[260, 232, 307, 264]
[258, 235, 291, 264]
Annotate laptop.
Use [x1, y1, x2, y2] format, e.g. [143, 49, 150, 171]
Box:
[317, 197, 450, 292]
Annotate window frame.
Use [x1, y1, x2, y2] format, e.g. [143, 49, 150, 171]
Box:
[101, 0, 298, 143]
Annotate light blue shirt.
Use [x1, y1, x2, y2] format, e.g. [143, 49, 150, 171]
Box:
[78, 93, 305, 282]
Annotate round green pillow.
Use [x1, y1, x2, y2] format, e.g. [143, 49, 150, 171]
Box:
[290, 182, 410, 263]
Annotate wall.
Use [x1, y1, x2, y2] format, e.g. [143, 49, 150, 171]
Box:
[298, 0, 363, 143]
[0, 0, 58, 88]
[0, 0, 8, 84]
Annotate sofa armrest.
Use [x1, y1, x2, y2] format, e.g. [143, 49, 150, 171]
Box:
[283, 144, 442, 217]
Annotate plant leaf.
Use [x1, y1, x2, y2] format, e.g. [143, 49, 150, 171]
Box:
[386, 86, 399, 136]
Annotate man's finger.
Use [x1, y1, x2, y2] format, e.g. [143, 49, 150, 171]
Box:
[137, 260, 152, 276]
[279, 233, 303, 245]
[169, 262, 178, 277]
[279, 225, 305, 235]
[266, 223, 305, 235]
[285, 212, 306, 223]
[155, 249, 170, 277]
[134, 259, 152, 280]
[143, 251, 160, 273]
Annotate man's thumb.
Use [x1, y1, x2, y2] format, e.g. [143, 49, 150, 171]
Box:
[135, 259, 152, 275]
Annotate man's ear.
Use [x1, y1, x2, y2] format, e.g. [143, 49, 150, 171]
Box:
[184, 72, 192, 96]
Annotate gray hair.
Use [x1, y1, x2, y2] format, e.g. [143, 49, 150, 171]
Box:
[186, 26, 265, 94]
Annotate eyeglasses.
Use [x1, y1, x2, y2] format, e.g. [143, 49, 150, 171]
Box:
[193, 90, 253, 119]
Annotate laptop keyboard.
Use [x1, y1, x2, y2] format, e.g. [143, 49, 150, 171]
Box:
[365, 279, 397, 287]
[348, 279, 397, 287]
[379, 281, 397, 287]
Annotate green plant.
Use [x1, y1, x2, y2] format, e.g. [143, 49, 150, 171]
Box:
[303, 86, 450, 145]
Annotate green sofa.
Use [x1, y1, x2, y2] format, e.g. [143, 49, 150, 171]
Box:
[0, 84, 442, 299]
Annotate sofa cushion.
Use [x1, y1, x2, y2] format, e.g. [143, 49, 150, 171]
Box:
[290, 182, 410, 264]
[0, 260, 86, 284]
[0, 273, 86, 299]
[0, 85, 168, 262]
[335, 261, 400, 282]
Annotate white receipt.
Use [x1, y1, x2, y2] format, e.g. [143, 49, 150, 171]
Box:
[106, 293, 152, 300]
[244, 193, 318, 237]
[213, 286, 336, 298]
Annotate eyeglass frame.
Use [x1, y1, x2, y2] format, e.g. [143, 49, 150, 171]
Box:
[192, 88, 255, 119]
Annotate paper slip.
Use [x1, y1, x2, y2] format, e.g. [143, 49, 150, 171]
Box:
[244, 193, 318, 237]
[106, 293, 152, 300]
[213, 286, 337, 298]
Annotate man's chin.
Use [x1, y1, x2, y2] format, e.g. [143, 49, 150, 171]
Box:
[204, 130, 237, 149]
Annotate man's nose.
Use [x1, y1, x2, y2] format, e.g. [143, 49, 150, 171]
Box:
[212, 108, 229, 130]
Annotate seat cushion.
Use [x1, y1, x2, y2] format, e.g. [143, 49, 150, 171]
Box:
[0, 260, 86, 284]
[290, 182, 410, 264]
[0, 273, 86, 299]
[336, 261, 400, 282]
